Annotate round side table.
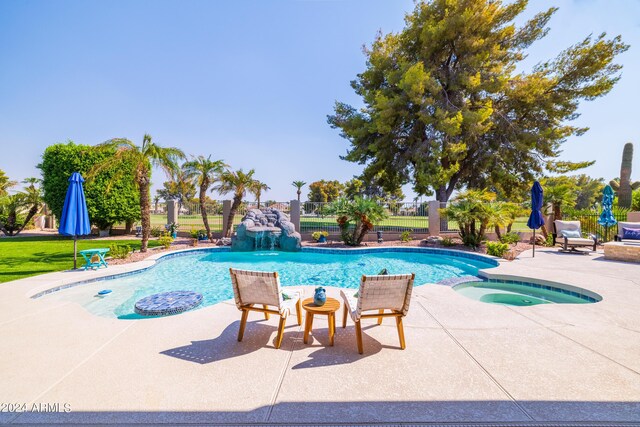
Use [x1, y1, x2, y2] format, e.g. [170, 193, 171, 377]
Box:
[301, 297, 340, 346]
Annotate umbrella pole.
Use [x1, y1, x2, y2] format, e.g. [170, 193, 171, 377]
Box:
[73, 235, 77, 270]
[533, 229, 536, 258]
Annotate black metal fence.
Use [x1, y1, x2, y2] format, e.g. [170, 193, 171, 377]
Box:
[564, 209, 629, 242]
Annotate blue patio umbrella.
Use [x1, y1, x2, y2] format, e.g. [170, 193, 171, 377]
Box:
[527, 181, 545, 258]
[58, 172, 91, 269]
[597, 185, 617, 242]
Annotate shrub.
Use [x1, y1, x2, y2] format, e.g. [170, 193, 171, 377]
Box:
[544, 233, 555, 247]
[189, 227, 199, 239]
[400, 230, 412, 242]
[486, 241, 509, 257]
[441, 237, 456, 247]
[632, 189, 640, 211]
[157, 233, 174, 249]
[500, 232, 520, 244]
[312, 231, 329, 241]
[39, 142, 140, 229]
[150, 226, 162, 238]
[328, 197, 387, 246]
[108, 243, 131, 259]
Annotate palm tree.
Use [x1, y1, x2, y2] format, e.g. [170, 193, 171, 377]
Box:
[251, 180, 270, 208]
[183, 155, 227, 241]
[0, 169, 16, 197]
[93, 134, 185, 252]
[153, 194, 161, 214]
[213, 169, 259, 238]
[292, 180, 306, 202]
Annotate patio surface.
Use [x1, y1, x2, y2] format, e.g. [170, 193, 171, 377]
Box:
[1, 247, 639, 426]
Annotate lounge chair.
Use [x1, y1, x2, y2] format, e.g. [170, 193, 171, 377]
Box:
[553, 220, 597, 252]
[229, 268, 302, 349]
[614, 222, 640, 243]
[340, 273, 415, 354]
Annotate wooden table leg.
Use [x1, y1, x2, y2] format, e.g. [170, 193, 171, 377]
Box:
[303, 313, 314, 344]
[329, 313, 335, 346]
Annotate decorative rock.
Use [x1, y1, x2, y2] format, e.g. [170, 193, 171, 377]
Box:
[217, 237, 232, 246]
[425, 236, 443, 244]
[232, 207, 301, 252]
[134, 290, 203, 316]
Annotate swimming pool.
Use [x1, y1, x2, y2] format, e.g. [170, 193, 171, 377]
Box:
[40, 247, 497, 319]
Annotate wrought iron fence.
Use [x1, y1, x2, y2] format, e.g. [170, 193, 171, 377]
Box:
[176, 201, 224, 232]
[564, 209, 629, 242]
[300, 201, 429, 233]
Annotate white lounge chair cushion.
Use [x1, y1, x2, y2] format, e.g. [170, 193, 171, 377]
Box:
[563, 237, 595, 246]
[279, 288, 302, 317]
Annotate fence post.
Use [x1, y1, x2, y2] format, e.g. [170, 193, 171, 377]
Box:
[167, 201, 179, 225]
[290, 200, 301, 232]
[222, 200, 232, 236]
[428, 200, 441, 236]
[628, 211, 640, 222]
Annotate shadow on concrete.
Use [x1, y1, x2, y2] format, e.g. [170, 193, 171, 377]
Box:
[6, 400, 640, 424]
[161, 320, 392, 367]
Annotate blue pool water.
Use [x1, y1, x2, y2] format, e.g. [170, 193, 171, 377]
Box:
[43, 248, 497, 319]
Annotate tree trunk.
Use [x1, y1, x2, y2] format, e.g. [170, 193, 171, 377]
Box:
[494, 225, 502, 240]
[139, 180, 151, 252]
[436, 186, 448, 202]
[125, 220, 133, 234]
[199, 184, 213, 242]
[225, 196, 242, 238]
[297, 190, 301, 202]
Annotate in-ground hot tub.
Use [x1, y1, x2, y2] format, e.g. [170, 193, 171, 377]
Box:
[453, 278, 602, 306]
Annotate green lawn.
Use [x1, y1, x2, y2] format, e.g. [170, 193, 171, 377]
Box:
[0, 236, 159, 284]
[149, 213, 532, 232]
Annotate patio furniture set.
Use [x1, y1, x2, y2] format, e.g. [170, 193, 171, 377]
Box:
[229, 267, 415, 354]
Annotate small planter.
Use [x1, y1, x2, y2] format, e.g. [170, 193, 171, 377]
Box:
[171, 232, 177, 239]
[191, 238, 198, 247]
[317, 235, 327, 243]
[98, 227, 111, 237]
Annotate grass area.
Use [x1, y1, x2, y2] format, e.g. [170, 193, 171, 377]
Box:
[148, 213, 532, 232]
[0, 236, 159, 284]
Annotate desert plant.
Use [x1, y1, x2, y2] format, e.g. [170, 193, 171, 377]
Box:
[189, 227, 199, 239]
[157, 233, 173, 249]
[610, 143, 640, 208]
[500, 232, 521, 245]
[486, 241, 509, 258]
[400, 230, 413, 242]
[441, 237, 456, 247]
[329, 197, 387, 246]
[108, 243, 131, 259]
[544, 233, 555, 247]
[150, 226, 162, 238]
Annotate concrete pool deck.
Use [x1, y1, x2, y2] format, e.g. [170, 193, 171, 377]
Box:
[1, 247, 639, 425]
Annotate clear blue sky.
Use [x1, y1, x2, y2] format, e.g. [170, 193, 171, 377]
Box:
[1, 0, 638, 201]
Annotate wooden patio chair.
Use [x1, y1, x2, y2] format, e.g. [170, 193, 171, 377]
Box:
[229, 268, 303, 349]
[340, 273, 415, 354]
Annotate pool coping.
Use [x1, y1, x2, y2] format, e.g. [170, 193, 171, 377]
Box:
[28, 246, 500, 299]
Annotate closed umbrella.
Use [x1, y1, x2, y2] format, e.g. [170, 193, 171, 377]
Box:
[527, 181, 545, 258]
[597, 185, 617, 242]
[58, 172, 91, 269]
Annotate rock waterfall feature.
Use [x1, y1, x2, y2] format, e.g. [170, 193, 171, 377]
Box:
[231, 208, 301, 251]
